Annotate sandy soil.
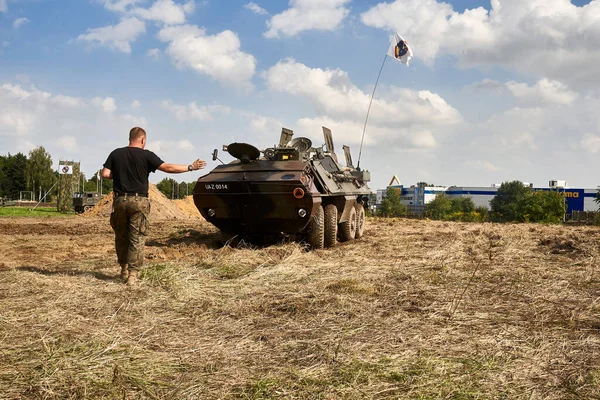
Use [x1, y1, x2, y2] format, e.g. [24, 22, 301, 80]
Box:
[0, 217, 599, 399]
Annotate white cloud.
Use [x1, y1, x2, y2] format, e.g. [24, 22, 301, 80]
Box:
[264, 59, 460, 149]
[244, 2, 268, 15]
[58, 136, 78, 151]
[161, 100, 230, 121]
[76, 17, 146, 54]
[103, 0, 145, 13]
[580, 134, 600, 154]
[177, 139, 194, 150]
[2, 83, 33, 100]
[146, 48, 161, 59]
[469, 78, 503, 91]
[52, 95, 85, 108]
[131, 0, 194, 25]
[0, 0, 6, 13]
[0, 109, 36, 135]
[265, 58, 461, 128]
[131, 100, 141, 109]
[469, 77, 578, 105]
[146, 139, 195, 154]
[265, 0, 350, 38]
[121, 113, 147, 126]
[361, 0, 600, 88]
[92, 97, 117, 113]
[463, 160, 501, 172]
[505, 79, 578, 105]
[13, 17, 29, 28]
[157, 25, 257, 86]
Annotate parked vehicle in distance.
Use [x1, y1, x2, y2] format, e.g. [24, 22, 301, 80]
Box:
[73, 192, 102, 213]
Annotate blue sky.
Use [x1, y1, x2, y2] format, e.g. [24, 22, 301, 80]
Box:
[1, 0, 600, 190]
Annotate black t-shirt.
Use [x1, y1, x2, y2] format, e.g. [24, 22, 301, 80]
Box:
[103, 147, 164, 194]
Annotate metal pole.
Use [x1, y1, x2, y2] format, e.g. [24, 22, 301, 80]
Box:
[357, 53, 388, 170]
[33, 180, 59, 211]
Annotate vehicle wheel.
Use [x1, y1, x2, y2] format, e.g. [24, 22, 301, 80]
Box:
[306, 205, 325, 249]
[83, 205, 92, 212]
[324, 204, 338, 248]
[354, 203, 365, 238]
[338, 205, 357, 242]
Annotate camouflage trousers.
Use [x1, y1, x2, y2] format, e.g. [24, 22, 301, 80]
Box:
[110, 196, 150, 271]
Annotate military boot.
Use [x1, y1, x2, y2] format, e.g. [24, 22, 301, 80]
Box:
[120, 264, 129, 282]
[126, 270, 139, 286]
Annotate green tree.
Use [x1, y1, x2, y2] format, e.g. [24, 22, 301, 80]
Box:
[177, 181, 196, 198]
[489, 181, 532, 222]
[520, 190, 565, 223]
[86, 170, 113, 193]
[26, 146, 55, 201]
[450, 197, 475, 214]
[0, 153, 28, 199]
[379, 187, 407, 217]
[156, 178, 177, 199]
[426, 192, 453, 220]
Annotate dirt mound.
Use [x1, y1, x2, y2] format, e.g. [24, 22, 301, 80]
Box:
[81, 184, 201, 220]
[173, 196, 203, 220]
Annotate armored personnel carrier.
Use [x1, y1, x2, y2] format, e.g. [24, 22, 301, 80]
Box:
[193, 127, 371, 248]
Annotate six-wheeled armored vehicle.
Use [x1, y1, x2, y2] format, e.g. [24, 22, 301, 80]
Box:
[193, 127, 371, 248]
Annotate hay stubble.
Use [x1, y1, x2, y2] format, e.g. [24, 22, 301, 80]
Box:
[0, 216, 599, 399]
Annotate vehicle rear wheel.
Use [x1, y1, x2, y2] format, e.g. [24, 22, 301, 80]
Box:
[324, 204, 338, 248]
[354, 203, 365, 238]
[338, 205, 357, 242]
[83, 205, 92, 212]
[306, 205, 325, 249]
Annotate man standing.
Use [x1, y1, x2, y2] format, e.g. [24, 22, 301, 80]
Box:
[101, 127, 206, 286]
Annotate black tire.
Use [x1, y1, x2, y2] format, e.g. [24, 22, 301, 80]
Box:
[338, 205, 357, 242]
[83, 205, 92, 212]
[306, 205, 325, 249]
[354, 203, 365, 238]
[324, 204, 338, 248]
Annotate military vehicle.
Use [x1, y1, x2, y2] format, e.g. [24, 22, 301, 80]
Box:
[193, 126, 371, 248]
[73, 191, 102, 213]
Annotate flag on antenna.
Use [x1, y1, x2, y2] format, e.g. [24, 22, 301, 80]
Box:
[387, 33, 413, 66]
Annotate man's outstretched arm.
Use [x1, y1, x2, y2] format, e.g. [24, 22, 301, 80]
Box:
[158, 159, 206, 174]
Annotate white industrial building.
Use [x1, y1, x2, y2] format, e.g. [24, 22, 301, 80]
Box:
[377, 180, 598, 214]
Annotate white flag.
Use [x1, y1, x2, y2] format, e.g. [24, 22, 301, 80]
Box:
[58, 164, 73, 175]
[387, 33, 413, 67]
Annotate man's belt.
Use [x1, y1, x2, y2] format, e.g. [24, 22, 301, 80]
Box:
[114, 192, 148, 198]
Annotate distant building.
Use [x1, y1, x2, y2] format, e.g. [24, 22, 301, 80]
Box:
[377, 179, 598, 214]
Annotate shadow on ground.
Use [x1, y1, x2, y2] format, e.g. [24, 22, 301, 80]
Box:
[17, 265, 119, 282]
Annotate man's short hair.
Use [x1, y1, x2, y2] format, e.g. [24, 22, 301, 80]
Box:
[129, 127, 146, 142]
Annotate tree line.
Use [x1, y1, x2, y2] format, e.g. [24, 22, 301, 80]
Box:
[0, 147, 56, 200]
[378, 180, 566, 223]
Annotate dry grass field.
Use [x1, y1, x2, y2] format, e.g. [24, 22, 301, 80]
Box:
[1, 215, 599, 399]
